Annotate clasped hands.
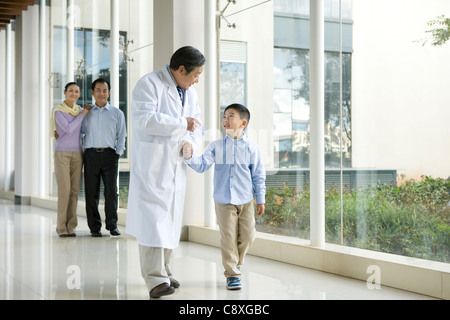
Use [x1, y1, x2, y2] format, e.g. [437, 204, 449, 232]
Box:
[181, 117, 200, 159]
[186, 117, 201, 132]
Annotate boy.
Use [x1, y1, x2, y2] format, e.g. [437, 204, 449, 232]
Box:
[183, 103, 266, 290]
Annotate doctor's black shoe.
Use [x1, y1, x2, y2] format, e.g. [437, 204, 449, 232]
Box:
[170, 278, 180, 288]
[91, 231, 102, 237]
[150, 283, 175, 298]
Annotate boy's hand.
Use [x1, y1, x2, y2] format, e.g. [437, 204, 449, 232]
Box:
[257, 204, 265, 216]
[181, 141, 193, 159]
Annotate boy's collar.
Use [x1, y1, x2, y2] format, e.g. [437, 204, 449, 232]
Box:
[225, 132, 248, 141]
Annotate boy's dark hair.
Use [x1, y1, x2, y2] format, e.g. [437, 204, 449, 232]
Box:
[224, 103, 250, 126]
[91, 78, 111, 91]
[169, 46, 206, 74]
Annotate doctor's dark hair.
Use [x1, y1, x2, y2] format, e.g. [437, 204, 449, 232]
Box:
[170, 46, 206, 74]
[224, 103, 251, 126]
[91, 78, 111, 91]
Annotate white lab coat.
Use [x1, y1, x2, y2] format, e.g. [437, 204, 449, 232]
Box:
[126, 67, 203, 249]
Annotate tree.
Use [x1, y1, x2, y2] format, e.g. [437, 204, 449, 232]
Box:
[420, 15, 450, 46]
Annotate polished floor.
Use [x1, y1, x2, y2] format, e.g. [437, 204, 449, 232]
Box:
[0, 199, 436, 300]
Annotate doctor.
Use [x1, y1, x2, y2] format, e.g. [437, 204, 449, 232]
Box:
[126, 46, 205, 298]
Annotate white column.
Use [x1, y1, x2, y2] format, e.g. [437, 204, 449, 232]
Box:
[14, 8, 40, 204]
[110, 0, 120, 201]
[4, 24, 12, 191]
[153, 0, 174, 70]
[309, 0, 325, 247]
[38, 0, 46, 196]
[110, 0, 119, 108]
[67, 0, 74, 82]
[203, 0, 218, 227]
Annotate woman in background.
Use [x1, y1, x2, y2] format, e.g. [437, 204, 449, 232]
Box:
[50, 82, 90, 237]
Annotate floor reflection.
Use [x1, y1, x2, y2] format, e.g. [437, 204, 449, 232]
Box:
[0, 199, 435, 300]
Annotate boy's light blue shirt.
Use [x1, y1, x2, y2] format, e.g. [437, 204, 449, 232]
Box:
[81, 102, 127, 155]
[186, 134, 266, 205]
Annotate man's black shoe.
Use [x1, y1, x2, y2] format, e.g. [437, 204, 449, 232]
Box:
[110, 228, 121, 236]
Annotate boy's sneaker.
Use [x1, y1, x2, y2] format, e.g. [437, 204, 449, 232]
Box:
[226, 277, 242, 290]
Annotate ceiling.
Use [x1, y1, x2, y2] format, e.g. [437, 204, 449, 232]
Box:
[0, 0, 35, 30]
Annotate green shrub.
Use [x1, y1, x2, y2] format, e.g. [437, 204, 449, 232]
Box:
[258, 176, 450, 263]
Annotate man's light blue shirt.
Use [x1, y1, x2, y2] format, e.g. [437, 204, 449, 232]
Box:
[81, 102, 127, 155]
[186, 134, 266, 205]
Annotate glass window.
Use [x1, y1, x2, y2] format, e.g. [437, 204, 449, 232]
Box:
[273, 48, 310, 169]
[323, 0, 352, 19]
[236, 0, 449, 264]
[339, 0, 450, 263]
[49, 0, 153, 208]
[273, 0, 309, 16]
[72, 28, 128, 142]
[324, 51, 351, 168]
[220, 62, 246, 108]
[274, 0, 352, 19]
[220, 40, 247, 111]
[272, 48, 351, 170]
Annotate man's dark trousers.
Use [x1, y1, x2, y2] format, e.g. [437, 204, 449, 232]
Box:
[84, 148, 119, 233]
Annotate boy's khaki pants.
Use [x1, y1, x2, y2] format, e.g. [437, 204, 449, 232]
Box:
[215, 200, 256, 279]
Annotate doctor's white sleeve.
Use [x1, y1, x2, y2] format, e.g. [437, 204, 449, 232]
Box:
[132, 78, 187, 137]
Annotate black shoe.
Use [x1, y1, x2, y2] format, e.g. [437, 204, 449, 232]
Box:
[150, 283, 175, 298]
[68, 233, 76, 237]
[110, 228, 121, 236]
[170, 278, 180, 289]
[91, 231, 102, 237]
